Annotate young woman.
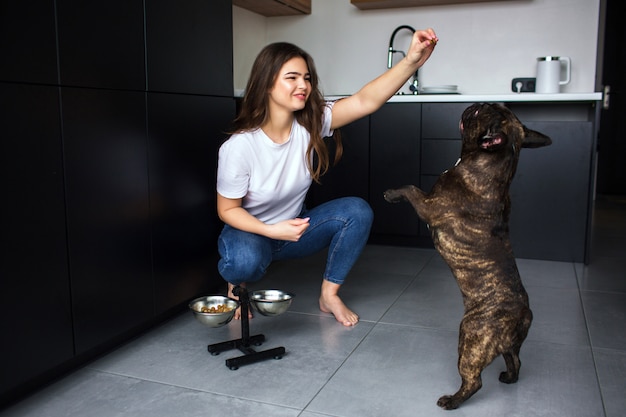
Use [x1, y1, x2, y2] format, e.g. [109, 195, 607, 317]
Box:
[217, 28, 438, 326]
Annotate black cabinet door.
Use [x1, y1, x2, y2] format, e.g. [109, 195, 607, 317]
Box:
[421, 139, 461, 176]
[370, 103, 421, 237]
[0, 83, 73, 399]
[420, 103, 466, 237]
[419, 140, 461, 237]
[62, 88, 152, 354]
[145, 0, 233, 96]
[307, 116, 370, 206]
[422, 102, 468, 139]
[1, 0, 236, 402]
[421, 102, 466, 176]
[148, 93, 235, 313]
[56, 0, 145, 90]
[510, 121, 593, 262]
[0, 0, 58, 84]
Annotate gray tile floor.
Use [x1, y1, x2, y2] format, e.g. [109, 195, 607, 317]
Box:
[2, 195, 625, 417]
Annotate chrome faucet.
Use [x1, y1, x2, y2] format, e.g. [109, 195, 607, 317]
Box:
[388, 25, 419, 94]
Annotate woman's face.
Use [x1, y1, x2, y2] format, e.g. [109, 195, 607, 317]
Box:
[268, 57, 311, 113]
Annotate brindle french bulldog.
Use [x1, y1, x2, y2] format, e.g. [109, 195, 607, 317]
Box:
[384, 102, 551, 410]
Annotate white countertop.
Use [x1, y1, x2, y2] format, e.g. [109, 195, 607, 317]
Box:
[325, 92, 603, 103]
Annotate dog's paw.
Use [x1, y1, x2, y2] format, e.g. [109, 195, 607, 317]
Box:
[437, 395, 461, 410]
[383, 189, 403, 203]
[499, 371, 519, 384]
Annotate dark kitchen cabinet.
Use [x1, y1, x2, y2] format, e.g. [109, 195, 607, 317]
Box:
[148, 93, 235, 313]
[0, 0, 58, 84]
[307, 116, 370, 206]
[56, 0, 146, 90]
[1, 0, 235, 407]
[308, 103, 424, 244]
[305, 100, 597, 263]
[509, 120, 593, 262]
[421, 102, 467, 139]
[370, 103, 422, 239]
[419, 102, 466, 236]
[0, 83, 73, 400]
[62, 88, 153, 354]
[146, 0, 233, 96]
[416, 102, 595, 262]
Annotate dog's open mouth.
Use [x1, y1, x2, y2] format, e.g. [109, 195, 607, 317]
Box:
[480, 134, 503, 149]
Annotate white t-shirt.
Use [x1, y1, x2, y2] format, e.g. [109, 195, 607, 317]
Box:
[217, 102, 334, 225]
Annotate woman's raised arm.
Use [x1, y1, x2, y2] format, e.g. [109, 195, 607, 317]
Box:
[330, 28, 438, 130]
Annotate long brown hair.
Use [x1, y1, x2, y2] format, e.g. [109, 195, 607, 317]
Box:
[230, 42, 342, 183]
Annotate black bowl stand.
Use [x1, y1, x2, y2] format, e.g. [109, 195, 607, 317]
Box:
[207, 286, 285, 370]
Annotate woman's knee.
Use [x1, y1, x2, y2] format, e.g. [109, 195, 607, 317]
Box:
[343, 196, 374, 226]
[217, 230, 271, 283]
[218, 251, 269, 284]
[220, 249, 263, 272]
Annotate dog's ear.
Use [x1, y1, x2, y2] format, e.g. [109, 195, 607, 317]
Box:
[521, 126, 552, 148]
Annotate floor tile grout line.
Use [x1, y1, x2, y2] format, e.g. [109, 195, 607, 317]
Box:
[83, 367, 306, 414]
[577, 202, 618, 417]
[295, 318, 378, 415]
[296, 251, 439, 416]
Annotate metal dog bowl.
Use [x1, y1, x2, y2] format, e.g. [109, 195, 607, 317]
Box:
[249, 289, 295, 317]
[189, 295, 240, 328]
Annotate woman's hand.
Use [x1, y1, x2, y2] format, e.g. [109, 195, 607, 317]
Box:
[267, 217, 310, 241]
[406, 28, 438, 69]
[218, 194, 311, 241]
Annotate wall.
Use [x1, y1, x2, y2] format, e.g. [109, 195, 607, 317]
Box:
[233, 6, 268, 96]
[233, 0, 600, 96]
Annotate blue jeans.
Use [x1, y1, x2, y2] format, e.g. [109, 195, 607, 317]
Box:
[217, 196, 373, 286]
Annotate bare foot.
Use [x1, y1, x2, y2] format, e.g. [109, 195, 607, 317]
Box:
[319, 280, 359, 326]
[228, 282, 253, 320]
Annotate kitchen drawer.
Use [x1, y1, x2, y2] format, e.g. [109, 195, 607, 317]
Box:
[422, 102, 468, 139]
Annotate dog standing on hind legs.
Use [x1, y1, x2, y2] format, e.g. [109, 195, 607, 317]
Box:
[384, 102, 552, 410]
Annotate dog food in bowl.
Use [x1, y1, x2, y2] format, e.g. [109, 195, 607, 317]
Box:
[189, 295, 240, 328]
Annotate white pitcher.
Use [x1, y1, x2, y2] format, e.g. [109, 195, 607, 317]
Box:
[536, 56, 571, 93]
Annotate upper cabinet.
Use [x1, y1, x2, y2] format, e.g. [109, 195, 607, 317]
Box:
[0, 0, 58, 84]
[351, 0, 510, 9]
[146, 0, 233, 96]
[233, 0, 311, 16]
[56, 0, 146, 90]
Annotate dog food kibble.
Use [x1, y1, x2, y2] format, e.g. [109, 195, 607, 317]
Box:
[201, 304, 232, 313]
